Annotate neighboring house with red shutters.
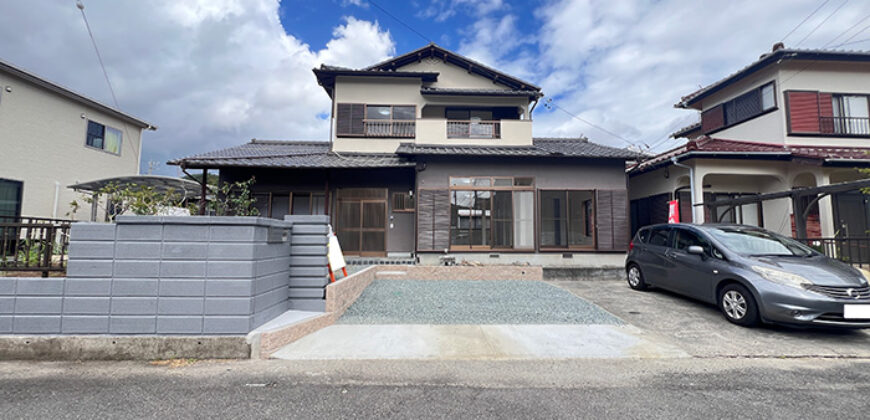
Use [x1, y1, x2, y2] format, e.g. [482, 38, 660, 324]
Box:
[628, 44, 870, 240]
[171, 44, 639, 266]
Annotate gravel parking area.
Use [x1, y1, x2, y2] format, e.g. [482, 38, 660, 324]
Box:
[338, 279, 623, 325]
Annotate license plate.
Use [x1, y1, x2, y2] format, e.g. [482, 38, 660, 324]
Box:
[843, 304, 870, 319]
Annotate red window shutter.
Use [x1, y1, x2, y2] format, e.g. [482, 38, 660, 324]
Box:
[786, 91, 821, 134]
[818, 93, 834, 134]
[701, 104, 725, 133]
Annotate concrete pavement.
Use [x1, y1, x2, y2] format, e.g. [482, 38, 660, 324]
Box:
[555, 279, 870, 358]
[271, 324, 687, 360]
[1, 358, 868, 418]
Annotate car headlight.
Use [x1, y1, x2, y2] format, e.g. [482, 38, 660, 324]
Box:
[751, 266, 811, 289]
[857, 268, 870, 286]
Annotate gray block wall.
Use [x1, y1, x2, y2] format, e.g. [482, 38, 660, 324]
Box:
[285, 215, 329, 312]
[1, 216, 305, 335]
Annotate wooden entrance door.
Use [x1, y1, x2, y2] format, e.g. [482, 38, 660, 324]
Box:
[335, 188, 388, 256]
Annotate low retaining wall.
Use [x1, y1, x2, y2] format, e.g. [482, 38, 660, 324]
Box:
[249, 266, 377, 359]
[0, 335, 249, 360]
[373, 265, 542, 280]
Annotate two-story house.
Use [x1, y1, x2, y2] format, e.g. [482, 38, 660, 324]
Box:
[171, 44, 638, 266]
[629, 44, 870, 240]
[0, 58, 155, 221]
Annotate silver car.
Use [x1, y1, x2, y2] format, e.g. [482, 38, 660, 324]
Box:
[626, 223, 870, 328]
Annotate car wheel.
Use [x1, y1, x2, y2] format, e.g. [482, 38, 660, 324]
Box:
[626, 264, 648, 291]
[718, 284, 759, 327]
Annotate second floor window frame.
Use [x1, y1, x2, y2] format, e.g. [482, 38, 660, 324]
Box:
[85, 119, 123, 156]
[701, 81, 777, 135]
[335, 102, 416, 139]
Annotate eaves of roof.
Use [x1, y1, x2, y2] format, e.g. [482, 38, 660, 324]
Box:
[364, 43, 542, 91]
[0, 58, 155, 129]
[677, 48, 870, 108]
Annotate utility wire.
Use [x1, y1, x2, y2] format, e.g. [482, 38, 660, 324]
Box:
[823, 12, 870, 47]
[781, 0, 830, 42]
[367, 0, 433, 44]
[795, 0, 848, 46]
[75, 0, 140, 160]
[544, 99, 641, 148]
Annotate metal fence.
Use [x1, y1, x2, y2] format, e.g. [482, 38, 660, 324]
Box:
[0, 216, 72, 277]
[797, 237, 870, 268]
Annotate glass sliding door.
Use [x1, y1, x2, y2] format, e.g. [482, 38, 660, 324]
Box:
[540, 190, 595, 249]
[513, 191, 534, 250]
[492, 191, 512, 248]
[448, 176, 534, 251]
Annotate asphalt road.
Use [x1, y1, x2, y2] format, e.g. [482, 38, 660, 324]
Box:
[1, 358, 868, 419]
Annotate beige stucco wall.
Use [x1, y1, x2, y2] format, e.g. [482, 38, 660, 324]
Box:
[0, 71, 145, 220]
[399, 58, 516, 90]
[693, 60, 870, 148]
[329, 59, 535, 153]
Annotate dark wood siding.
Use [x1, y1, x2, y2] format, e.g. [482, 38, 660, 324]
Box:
[597, 189, 629, 251]
[336, 103, 365, 136]
[416, 189, 449, 251]
[786, 91, 821, 134]
[701, 104, 725, 133]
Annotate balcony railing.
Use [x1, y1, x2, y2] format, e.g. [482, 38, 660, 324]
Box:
[447, 120, 501, 139]
[363, 120, 415, 138]
[0, 216, 72, 277]
[819, 116, 870, 136]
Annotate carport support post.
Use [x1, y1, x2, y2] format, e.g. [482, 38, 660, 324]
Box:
[199, 168, 209, 215]
[792, 195, 807, 238]
[89, 193, 98, 222]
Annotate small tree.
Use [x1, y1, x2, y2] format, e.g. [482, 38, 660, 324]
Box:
[69, 182, 185, 221]
[206, 177, 260, 216]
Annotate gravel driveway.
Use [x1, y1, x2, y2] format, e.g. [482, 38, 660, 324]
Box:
[338, 279, 622, 325]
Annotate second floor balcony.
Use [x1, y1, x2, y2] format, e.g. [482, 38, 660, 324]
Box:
[820, 116, 870, 136]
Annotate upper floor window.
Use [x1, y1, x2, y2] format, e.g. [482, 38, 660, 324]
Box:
[86, 120, 122, 154]
[701, 82, 776, 134]
[336, 103, 415, 138]
[786, 91, 870, 137]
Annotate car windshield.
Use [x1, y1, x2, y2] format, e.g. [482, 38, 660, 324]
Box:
[707, 227, 815, 257]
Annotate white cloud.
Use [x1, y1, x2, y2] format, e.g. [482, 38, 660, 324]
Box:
[525, 0, 870, 151]
[0, 0, 395, 175]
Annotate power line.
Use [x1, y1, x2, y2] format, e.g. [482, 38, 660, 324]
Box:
[543, 99, 641, 148]
[795, 0, 849, 47]
[781, 0, 830, 42]
[75, 0, 140, 160]
[367, 0, 433, 44]
[823, 11, 870, 47]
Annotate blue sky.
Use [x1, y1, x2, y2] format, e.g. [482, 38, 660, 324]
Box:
[2, 1, 869, 176]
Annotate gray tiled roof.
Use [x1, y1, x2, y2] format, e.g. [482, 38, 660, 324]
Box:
[168, 140, 414, 169]
[169, 138, 639, 169]
[396, 138, 641, 159]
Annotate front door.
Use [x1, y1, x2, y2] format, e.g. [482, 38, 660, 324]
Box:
[335, 188, 388, 256]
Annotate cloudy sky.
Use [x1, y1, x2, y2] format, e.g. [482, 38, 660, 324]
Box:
[2, 0, 868, 175]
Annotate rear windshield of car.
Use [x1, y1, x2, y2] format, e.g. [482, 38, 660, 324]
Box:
[707, 228, 815, 257]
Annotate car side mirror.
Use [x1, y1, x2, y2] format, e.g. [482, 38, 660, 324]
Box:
[687, 245, 705, 256]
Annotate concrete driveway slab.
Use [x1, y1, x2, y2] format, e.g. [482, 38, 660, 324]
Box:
[270, 324, 688, 360]
[554, 279, 870, 358]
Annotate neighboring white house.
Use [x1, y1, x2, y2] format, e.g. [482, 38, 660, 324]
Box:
[629, 44, 870, 239]
[0, 59, 155, 221]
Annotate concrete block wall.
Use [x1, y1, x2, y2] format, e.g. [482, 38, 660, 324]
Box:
[285, 215, 329, 312]
[1, 216, 296, 335]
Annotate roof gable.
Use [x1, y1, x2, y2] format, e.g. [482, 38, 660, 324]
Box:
[364, 43, 541, 92]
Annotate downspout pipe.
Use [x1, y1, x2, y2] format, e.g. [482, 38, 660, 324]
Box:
[670, 157, 697, 223]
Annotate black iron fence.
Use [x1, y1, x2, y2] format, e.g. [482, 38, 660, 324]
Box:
[797, 237, 870, 268]
[0, 216, 72, 277]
